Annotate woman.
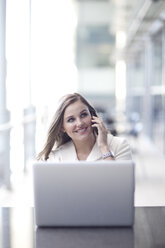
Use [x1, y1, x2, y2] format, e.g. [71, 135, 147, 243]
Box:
[37, 93, 132, 161]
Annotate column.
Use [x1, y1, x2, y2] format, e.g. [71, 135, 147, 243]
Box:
[143, 37, 153, 138]
[162, 26, 165, 155]
[0, 0, 11, 188]
[23, 0, 36, 172]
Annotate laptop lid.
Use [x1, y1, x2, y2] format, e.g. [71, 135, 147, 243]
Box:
[33, 160, 135, 227]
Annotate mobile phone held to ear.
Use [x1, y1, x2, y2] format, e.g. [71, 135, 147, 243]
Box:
[93, 126, 98, 135]
[91, 115, 98, 135]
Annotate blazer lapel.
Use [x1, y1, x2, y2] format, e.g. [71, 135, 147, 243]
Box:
[60, 141, 78, 161]
[60, 133, 114, 161]
[86, 142, 102, 161]
[87, 133, 114, 161]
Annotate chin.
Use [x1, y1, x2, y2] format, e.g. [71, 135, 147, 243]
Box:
[78, 133, 93, 142]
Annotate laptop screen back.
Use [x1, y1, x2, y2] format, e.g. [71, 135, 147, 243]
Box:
[33, 160, 135, 227]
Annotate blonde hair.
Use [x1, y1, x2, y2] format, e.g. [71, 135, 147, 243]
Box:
[37, 93, 98, 160]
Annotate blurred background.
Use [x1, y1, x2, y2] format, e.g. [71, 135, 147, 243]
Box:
[0, 0, 165, 207]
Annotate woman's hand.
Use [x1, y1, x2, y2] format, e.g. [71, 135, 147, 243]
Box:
[91, 116, 109, 154]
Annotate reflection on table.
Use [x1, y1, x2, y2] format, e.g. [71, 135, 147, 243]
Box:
[36, 226, 133, 248]
[0, 207, 165, 248]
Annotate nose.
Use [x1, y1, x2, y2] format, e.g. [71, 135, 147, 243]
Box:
[76, 118, 83, 127]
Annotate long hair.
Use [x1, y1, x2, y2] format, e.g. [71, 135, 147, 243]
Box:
[37, 93, 98, 160]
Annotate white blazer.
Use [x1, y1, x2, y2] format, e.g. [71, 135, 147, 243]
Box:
[48, 133, 132, 161]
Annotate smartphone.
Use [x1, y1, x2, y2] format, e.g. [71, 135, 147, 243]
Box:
[91, 114, 98, 135]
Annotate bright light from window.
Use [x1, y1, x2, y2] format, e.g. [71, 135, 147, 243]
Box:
[31, 0, 78, 111]
[116, 31, 126, 49]
[31, 0, 78, 152]
[6, 0, 78, 175]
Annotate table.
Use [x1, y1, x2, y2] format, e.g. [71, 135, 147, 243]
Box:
[0, 207, 165, 248]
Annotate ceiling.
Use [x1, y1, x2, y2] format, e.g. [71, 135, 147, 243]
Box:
[75, 0, 165, 68]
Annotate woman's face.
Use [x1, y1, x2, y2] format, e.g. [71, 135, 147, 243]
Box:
[62, 100, 94, 143]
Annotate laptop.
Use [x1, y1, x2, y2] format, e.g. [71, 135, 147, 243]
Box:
[33, 160, 135, 227]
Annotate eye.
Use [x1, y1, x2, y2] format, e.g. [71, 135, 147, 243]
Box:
[81, 112, 88, 118]
[67, 117, 75, 123]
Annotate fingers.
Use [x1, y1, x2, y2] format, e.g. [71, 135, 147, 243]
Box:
[91, 117, 100, 129]
[91, 116, 102, 126]
[91, 116, 107, 133]
[91, 116, 104, 126]
[91, 116, 101, 122]
[91, 116, 108, 148]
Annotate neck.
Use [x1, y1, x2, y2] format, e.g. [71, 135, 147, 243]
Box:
[74, 134, 96, 160]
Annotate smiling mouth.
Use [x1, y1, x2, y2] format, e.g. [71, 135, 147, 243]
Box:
[74, 127, 87, 133]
